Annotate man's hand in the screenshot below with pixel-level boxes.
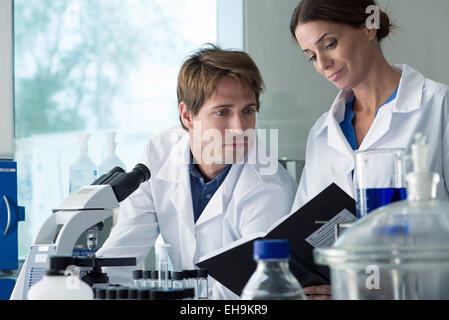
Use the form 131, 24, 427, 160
303, 284, 332, 300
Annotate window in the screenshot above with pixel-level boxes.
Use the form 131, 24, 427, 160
14, 0, 218, 258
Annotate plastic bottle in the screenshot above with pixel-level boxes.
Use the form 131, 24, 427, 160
98, 132, 126, 176
241, 239, 306, 300
27, 256, 94, 300
69, 133, 98, 193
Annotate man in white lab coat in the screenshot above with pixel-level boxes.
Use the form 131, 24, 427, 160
96, 45, 297, 299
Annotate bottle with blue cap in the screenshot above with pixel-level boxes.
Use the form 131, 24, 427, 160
241, 239, 306, 300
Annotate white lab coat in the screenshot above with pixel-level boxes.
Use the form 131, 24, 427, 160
96, 127, 297, 299
292, 64, 449, 212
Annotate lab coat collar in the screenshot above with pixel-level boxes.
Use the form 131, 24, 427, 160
391, 64, 424, 113
155, 134, 196, 238
313, 64, 424, 141
194, 140, 255, 227
154, 132, 237, 229
155, 133, 191, 183
194, 136, 259, 227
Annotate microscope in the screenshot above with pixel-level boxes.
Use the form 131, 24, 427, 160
10, 164, 151, 300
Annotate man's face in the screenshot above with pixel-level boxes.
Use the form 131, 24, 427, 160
182, 76, 257, 166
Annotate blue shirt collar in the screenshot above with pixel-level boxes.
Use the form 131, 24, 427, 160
189, 154, 232, 189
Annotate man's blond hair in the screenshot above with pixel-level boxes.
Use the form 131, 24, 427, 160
177, 44, 264, 129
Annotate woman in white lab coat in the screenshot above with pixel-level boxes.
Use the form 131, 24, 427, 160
289, 0, 449, 298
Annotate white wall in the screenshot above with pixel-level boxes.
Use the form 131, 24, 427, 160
0, 0, 14, 159
245, 0, 449, 161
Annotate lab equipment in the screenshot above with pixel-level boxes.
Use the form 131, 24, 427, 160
184, 270, 198, 298
156, 243, 171, 290
197, 269, 208, 299
160, 270, 172, 290
354, 148, 407, 218
106, 287, 117, 300
182, 270, 190, 289
116, 286, 130, 300
69, 133, 98, 193
132, 270, 143, 287
98, 132, 126, 176
151, 289, 183, 300
172, 271, 184, 289
137, 288, 151, 300
27, 256, 94, 300
315, 133, 449, 299
94, 287, 107, 300
142, 270, 152, 287
0, 160, 25, 300
241, 239, 306, 300
183, 287, 195, 300
11, 163, 150, 300
151, 270, 159, 288
128, 288, 138, 300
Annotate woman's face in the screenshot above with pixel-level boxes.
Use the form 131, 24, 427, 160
294, 20, 378, 91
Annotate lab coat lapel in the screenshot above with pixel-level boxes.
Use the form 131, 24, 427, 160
359, 64, 424, 150
326, 90, 355, 158
358, 105, 393, 150
194, 164, 242, 227
156, 135, 195, 234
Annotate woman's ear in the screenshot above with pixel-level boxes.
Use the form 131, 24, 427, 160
365, 26, 378, 42
179, 101, 194, 130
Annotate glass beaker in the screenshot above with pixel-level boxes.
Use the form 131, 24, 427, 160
354, 148, 407, 218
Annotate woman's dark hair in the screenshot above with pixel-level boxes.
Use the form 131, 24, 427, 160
290, 0, 393, 42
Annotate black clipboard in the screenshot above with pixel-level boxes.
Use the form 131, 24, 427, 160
197, 183, 356, 296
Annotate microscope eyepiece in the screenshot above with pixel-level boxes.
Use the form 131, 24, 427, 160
107, 163, 151, 202
91, 166, 125, 185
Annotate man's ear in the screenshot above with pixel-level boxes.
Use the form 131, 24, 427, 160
179, 102, 194, 130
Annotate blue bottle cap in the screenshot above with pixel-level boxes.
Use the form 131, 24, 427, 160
253, 239, 290, 260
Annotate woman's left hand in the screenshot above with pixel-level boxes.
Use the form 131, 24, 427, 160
302, 284, 332, 300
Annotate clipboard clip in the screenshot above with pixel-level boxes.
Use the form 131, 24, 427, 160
334, 223, 354, 241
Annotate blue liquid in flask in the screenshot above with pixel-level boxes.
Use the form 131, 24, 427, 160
356, 187, 407, 218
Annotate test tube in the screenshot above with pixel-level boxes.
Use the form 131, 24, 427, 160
151, 270, 159, 288
172, 271, 184, 289
106, 287, 117, 300
132, 270, 143, 288
94, 287, 107, 300
142, 270, 152, 288
182, 270, 190, 289
197, 269, 208, 299
160, 270, 172, 290
156, 243, 171, 290
183, 288, 195, 300
186, 270, 198, 299
128, 288, 139, 300
137, 288, 151, 300
116, 287, 129, 300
